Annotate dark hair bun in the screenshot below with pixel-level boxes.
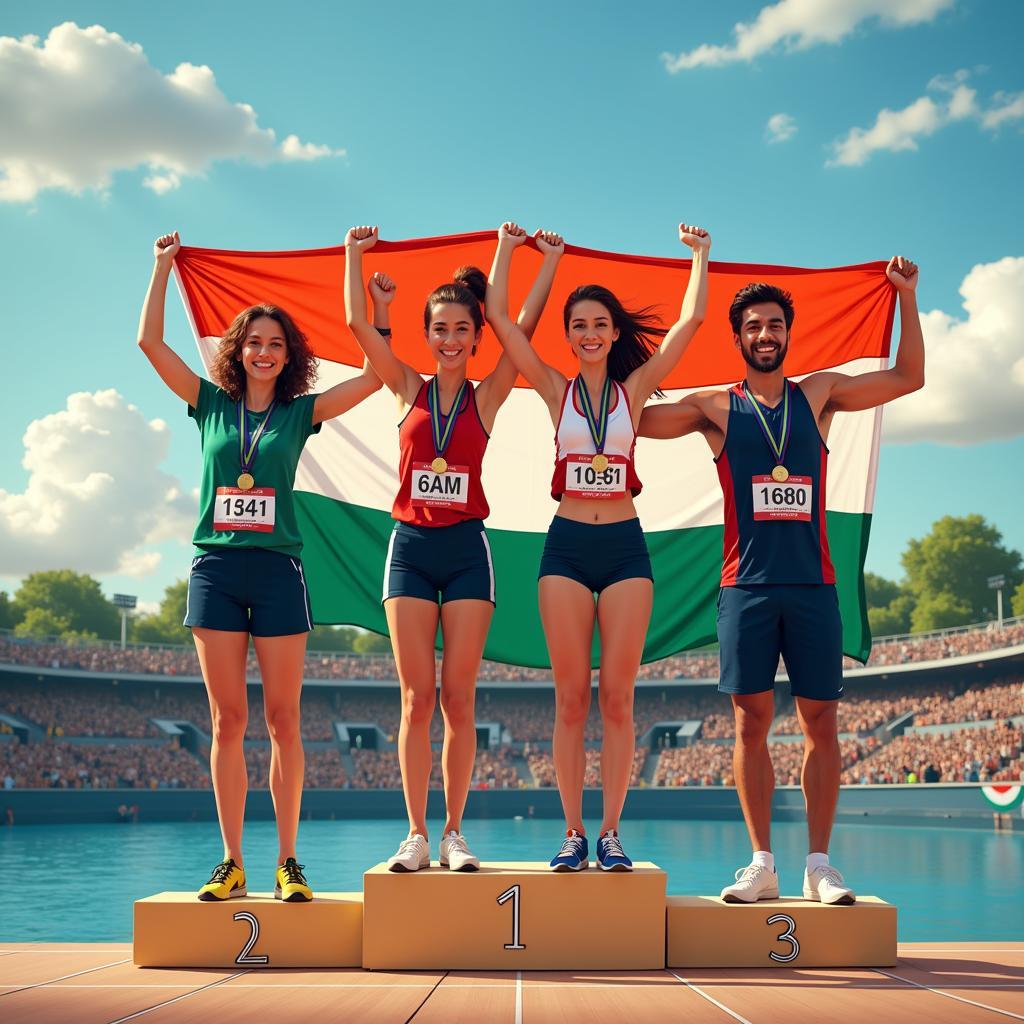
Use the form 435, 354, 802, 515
453, 265, 486, 304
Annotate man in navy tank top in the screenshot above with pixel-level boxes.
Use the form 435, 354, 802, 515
641, 256, 923, 905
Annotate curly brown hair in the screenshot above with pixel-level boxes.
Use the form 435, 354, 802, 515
209, 304, 318, 403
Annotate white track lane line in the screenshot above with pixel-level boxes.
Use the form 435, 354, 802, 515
106, 969, 251, 1024
668, 971, 754, 1024
874, 968, 1024, 1021
515, 971, 522, 1024
0, 958, 130, 997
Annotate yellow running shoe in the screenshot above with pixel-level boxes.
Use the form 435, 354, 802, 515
275, 858, 313, 902
198, 859, 247, 901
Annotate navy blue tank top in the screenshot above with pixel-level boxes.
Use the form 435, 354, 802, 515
714, 380, 835, 586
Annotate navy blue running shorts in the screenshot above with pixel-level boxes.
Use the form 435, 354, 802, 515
717, 584, 843, 701
383, 518, 495, 605
538, 515, 653, 594
184, 547, 313, 636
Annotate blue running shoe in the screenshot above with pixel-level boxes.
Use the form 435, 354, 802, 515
596, 830, 633, 872
549, 829, 589, 872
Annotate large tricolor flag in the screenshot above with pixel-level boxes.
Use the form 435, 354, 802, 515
175, 234, 895, 668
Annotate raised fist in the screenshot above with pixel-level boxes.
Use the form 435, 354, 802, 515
345, 225, 379, 252
498, 222, 529, 247
679, 224, 711, 251
886, 256, 919, 293
369, 271, 397, 305
534, 228, 566, 256
154, 231, 181, 261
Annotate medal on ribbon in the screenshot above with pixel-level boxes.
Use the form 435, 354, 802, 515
237, 399, 277, 490
576, 375, 612, 472
428, 376, 467, 475
742, 380, 791, 482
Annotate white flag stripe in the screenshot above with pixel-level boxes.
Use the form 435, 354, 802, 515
198, 339, 882, 532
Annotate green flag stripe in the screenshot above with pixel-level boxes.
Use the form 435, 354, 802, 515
296, 491, 872, 669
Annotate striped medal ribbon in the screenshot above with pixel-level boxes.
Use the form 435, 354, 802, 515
576, 375, 612, 473
236, 399, 277, 490
742, 380, 791, 482
428, 376, 467, 474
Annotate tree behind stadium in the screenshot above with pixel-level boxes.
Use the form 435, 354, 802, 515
12, 570, 120, 640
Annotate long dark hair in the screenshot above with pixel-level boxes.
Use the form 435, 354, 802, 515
563, 285, 667, 395
423, 266, 487, 333
210, 303, 317, 402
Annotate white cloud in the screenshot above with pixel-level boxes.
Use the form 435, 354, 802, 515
0, 22, 343, 203
765, 113, 798, 143
982, 91, 1024, 130
883, 257, 1024, 445
826, 71, 1024, 166
661, 0, 953, 72
0, 390, 197, 575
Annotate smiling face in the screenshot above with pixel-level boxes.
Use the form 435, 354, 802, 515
735, 302, 789, 373
566, 299, 620, 365
239, 315, 290, 382
425, 301, 481, 370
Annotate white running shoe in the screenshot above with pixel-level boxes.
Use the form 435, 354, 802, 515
803, 864, 856, 905
720, 864, 780, 903
386, 834, 430, 873
439, 831, 480, 872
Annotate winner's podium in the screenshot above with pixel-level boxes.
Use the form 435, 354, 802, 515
667, 895, 897, 968
133, 892, 363, 968
362, 862, 667, 970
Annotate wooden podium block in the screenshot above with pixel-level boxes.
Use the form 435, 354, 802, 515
666, 895, 897, 968
133, 892, 362, 968
362, 862, 667, 970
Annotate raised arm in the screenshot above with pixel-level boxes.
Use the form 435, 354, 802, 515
485, 222, 567, 418
639, 392, 713, 439
137, 232, 200, 406
344, 226, 422, 405
476, 225, 565, 426
807, 257, 924, 413
627, 224, 711, 410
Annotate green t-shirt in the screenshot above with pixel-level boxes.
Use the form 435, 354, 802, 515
188, 378, 320, 558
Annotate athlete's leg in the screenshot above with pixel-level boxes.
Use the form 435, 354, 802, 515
438, 598, 492, 834
732, 691, 776, 852
794, 697, 841, 854
193, 627, 250, 864
539, 575, 596, 834
253, 632, 308, 864
595, 577, 653, 833
386, 596, 440, 838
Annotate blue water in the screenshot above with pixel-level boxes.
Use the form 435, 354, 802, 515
1, 819, 1020, 942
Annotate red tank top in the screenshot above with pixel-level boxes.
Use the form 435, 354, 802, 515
550, 377, 643, 500
393, 379, 490, 526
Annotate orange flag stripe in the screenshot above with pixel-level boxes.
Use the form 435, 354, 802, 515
174, 231, 896, 390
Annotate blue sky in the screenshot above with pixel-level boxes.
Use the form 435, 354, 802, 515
0, 1, 1022, 608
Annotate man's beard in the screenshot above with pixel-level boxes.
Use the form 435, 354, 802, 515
741, 340, 788, 373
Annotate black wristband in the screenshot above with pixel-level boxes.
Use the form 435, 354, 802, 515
376, 327, 392, 337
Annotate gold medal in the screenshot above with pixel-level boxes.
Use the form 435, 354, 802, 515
771, 465, 789, 483
592, 454, 610, 473
237, 473, 255, 491
431, 457, 448, 474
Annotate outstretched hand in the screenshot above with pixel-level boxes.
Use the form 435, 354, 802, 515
369, 271, 396, 305
154, 231, 181, 262
346, 225, 379, 252
886, 255, 919, 293
679, 223, 711, 251
535, 228, 565, 256
498, 221, 529, 247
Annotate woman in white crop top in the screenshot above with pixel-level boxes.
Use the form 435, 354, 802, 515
486, 221, 711, 872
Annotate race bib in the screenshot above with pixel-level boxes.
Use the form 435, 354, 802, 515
411, 463, 470, 509
564, 454, 628, 499
751, 475, 812, 521
214, 487, 276, 532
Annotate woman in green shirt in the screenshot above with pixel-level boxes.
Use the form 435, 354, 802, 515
139, 231, 382, 902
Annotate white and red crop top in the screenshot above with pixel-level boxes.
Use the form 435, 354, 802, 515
550, 377, 643, 500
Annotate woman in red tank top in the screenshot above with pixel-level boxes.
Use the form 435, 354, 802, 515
486, 222, 711, 871
344, 223, 560, 872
